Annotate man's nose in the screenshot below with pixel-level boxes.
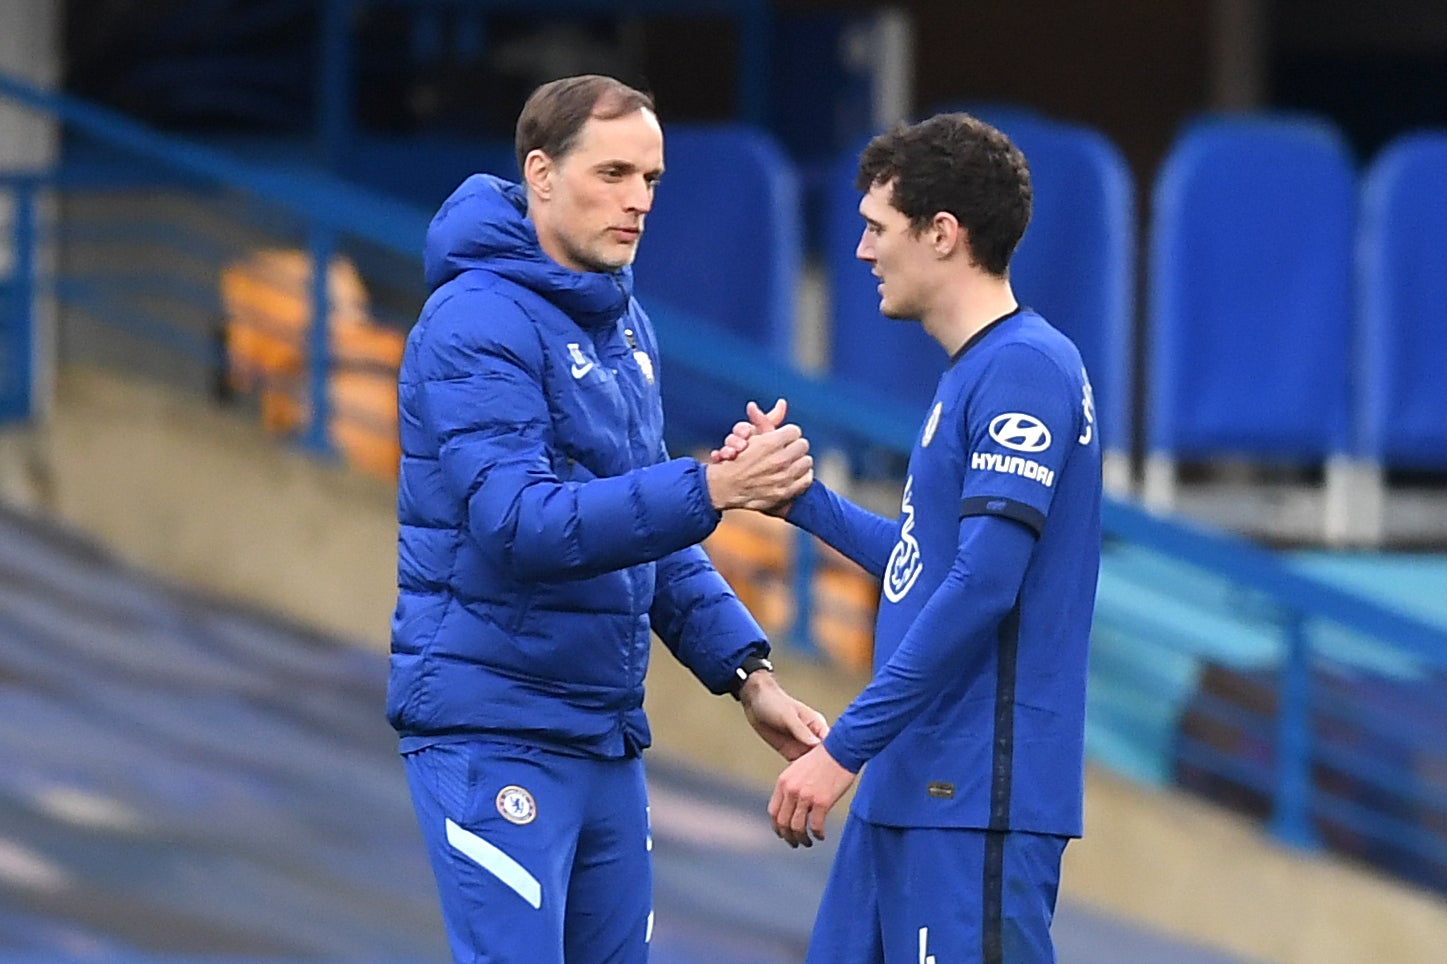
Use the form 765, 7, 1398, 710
856, 232, 874, 261
626, 177, 653, 214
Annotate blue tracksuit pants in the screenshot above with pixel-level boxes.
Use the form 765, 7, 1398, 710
404, 739, 652, 963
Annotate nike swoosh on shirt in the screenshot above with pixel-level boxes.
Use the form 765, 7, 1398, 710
570, 362, 595, 379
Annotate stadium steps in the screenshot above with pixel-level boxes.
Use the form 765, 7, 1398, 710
0, 501, 1258, 963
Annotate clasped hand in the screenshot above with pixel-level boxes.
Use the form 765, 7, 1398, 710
703, 397, 812, 512
705, 399, 804, 516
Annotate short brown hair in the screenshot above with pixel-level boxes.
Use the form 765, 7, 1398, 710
514, 75, 656, 175
857, 113, 1032, 277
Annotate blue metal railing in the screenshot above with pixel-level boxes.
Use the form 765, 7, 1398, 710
7, 69, 1447, 889
0, 69, 428, 455
1095, 499, 1447, 879
0, 174, 38, 421
1102, 499, 1447, 666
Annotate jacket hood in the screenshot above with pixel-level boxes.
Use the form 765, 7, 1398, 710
423, 174, 633, 330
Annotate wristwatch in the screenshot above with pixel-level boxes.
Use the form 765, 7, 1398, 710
729, 653, 774, 700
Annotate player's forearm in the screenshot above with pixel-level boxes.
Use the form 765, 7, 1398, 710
783, 480, 896, 577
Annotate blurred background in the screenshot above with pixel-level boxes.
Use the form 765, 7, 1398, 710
2, 1, 1447, 961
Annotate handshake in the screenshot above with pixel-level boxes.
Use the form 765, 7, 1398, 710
702, 399, 812, 514
704, 399, 859, 849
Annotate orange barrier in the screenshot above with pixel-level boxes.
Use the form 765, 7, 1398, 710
220, 250, 402, 479
703, 511, 878, 673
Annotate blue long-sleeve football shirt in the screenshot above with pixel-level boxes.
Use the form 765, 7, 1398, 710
788, 307, 1101, 835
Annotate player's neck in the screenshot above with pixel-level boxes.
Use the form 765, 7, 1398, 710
922, 273, 1018, 357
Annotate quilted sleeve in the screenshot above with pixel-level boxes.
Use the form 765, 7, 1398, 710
414, 288, 721, 580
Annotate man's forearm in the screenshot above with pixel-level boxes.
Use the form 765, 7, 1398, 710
783, 480, 896, 578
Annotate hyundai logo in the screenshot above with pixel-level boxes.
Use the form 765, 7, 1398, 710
988, 413, 1052, 452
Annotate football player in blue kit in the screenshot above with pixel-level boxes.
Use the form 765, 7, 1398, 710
717, 112, 1101, 962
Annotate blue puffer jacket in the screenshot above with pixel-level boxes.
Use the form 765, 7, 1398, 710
387, 174, 767, 758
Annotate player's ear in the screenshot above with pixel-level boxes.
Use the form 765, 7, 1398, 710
932, 211, 964, 259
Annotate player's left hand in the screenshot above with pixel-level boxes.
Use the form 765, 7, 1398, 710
768, 743, 856, 849
709, 398, 785, 462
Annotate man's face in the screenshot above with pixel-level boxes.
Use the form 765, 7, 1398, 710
855, 180, 938, 320
530, 108, 664, 273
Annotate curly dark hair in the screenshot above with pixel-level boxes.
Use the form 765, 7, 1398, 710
514, 75, 656, 175
856, 113, 1032, 277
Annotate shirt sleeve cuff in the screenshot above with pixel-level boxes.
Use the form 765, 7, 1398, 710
782, 478, 829, 529
823, 727, 865, 774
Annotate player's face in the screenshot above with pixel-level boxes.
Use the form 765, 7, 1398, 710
855, 181, 938, 320
530, 109, 664, 273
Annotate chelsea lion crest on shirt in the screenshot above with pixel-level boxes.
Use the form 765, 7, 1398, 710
496, 785, 538, 825
883, 476, 923, 603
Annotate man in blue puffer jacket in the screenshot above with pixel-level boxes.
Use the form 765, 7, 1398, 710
388, 74, 826, 963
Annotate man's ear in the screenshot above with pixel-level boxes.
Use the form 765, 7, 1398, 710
523, 149, 553, 199
932, 211, 964, 259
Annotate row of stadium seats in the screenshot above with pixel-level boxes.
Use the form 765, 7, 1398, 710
214, 111, 1445, 544
1140, 118, 1447, 547
220, 250, 403, 480
628, 113, 1447, 545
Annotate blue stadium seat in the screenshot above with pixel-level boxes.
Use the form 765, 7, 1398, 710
1144, 115, 1355, 484
631, 124, 802, 363
824, 113, 1135, 481
1356, 131, 1447, 470
1005, 118, 1136, 476
924, 101, 1044, 137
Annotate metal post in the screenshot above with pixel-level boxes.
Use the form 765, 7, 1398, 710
736, 0, 772, 127
304, 228, 335, 455
317, 0, 354, 172
789, 527, 818, 655
410, 6, 444, 63
1269, 614, 1320, 849
2, 180, 36, 422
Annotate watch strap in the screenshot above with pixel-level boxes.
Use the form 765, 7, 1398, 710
729, 653, 774, 700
